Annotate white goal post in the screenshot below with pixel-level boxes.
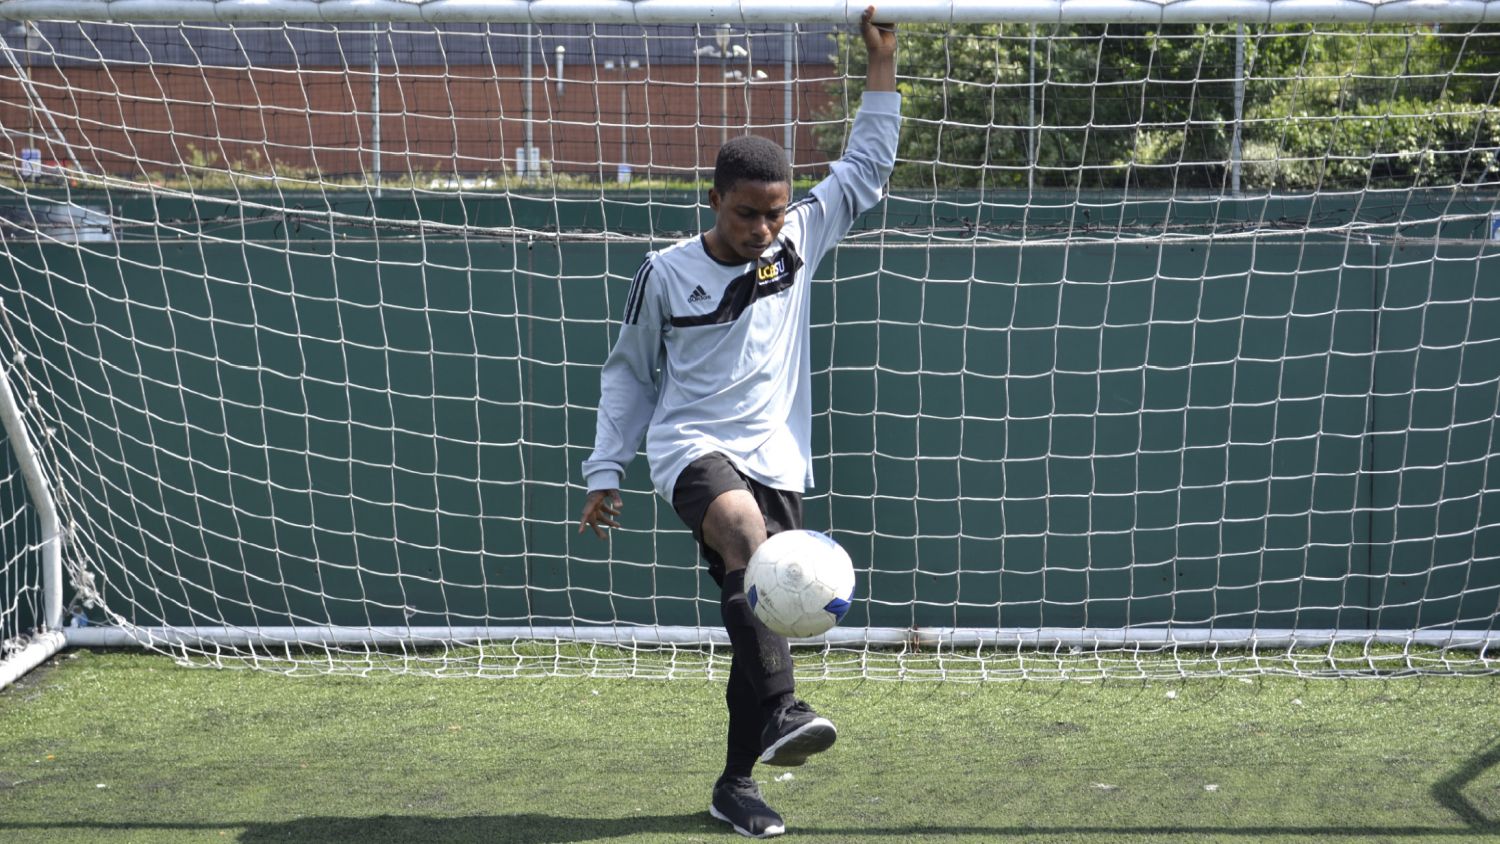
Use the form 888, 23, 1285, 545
1, 0, 1499, 686
1, 0, 1499, 24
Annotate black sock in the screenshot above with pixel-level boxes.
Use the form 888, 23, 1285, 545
721, 653, 761, 781
720, 568, 795, 711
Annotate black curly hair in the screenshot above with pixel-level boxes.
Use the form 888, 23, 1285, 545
713, 134, 791, 196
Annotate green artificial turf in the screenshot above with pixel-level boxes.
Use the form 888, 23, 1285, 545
3, 648, 1500, 843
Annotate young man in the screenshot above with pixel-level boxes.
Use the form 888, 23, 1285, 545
578, 8, 899, 838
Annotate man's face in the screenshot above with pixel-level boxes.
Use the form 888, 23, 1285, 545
709, 180, 792, 263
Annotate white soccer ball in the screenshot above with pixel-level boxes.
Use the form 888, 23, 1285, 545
745, 530, 855, 638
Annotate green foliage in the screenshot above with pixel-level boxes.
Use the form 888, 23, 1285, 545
1242, 95, 1500, 190
826, 23, 1500, 191
116, 145, 790, 195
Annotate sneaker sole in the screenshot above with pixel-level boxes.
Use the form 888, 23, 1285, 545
709, 803, 786, 838
759, 717, 837, 767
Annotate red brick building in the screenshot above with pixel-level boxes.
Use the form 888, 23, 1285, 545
1, 23, 846, 183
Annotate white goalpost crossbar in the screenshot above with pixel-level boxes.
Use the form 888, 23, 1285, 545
0, 0, 1498, 24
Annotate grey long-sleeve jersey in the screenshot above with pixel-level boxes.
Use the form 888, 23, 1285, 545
583, 91, 902, 500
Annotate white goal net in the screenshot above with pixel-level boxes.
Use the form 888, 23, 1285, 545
1, 1, 1498, 682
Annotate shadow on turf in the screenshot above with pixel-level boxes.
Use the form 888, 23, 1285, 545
231, 809, 1500, 842
7, 743, 1500, 843
6, 804, 1500, 842
237, 813, 716, 842
1432, 736, 1500, 833
234, 755, 1500, 844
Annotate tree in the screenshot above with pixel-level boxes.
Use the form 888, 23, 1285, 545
823, 23, 1499, 191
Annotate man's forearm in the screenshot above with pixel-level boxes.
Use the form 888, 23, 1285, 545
866, 50, 896, 93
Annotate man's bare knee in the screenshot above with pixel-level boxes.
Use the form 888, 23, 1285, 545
702, 490, 768, 573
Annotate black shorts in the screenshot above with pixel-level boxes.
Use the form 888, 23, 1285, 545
671, 451, 803, 587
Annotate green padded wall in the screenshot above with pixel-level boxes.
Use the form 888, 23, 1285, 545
0, 192, 1495, 633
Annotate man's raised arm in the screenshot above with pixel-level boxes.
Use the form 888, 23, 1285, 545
862, 5, 897, 93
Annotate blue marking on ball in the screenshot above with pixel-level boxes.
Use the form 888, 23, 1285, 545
747, 584, 759, 610
823, 596, 851, 622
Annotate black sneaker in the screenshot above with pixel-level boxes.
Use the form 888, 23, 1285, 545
759, 698, 837, 767
709, 775, 786, 838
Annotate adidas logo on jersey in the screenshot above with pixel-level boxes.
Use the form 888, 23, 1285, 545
687, 285, 713, 304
